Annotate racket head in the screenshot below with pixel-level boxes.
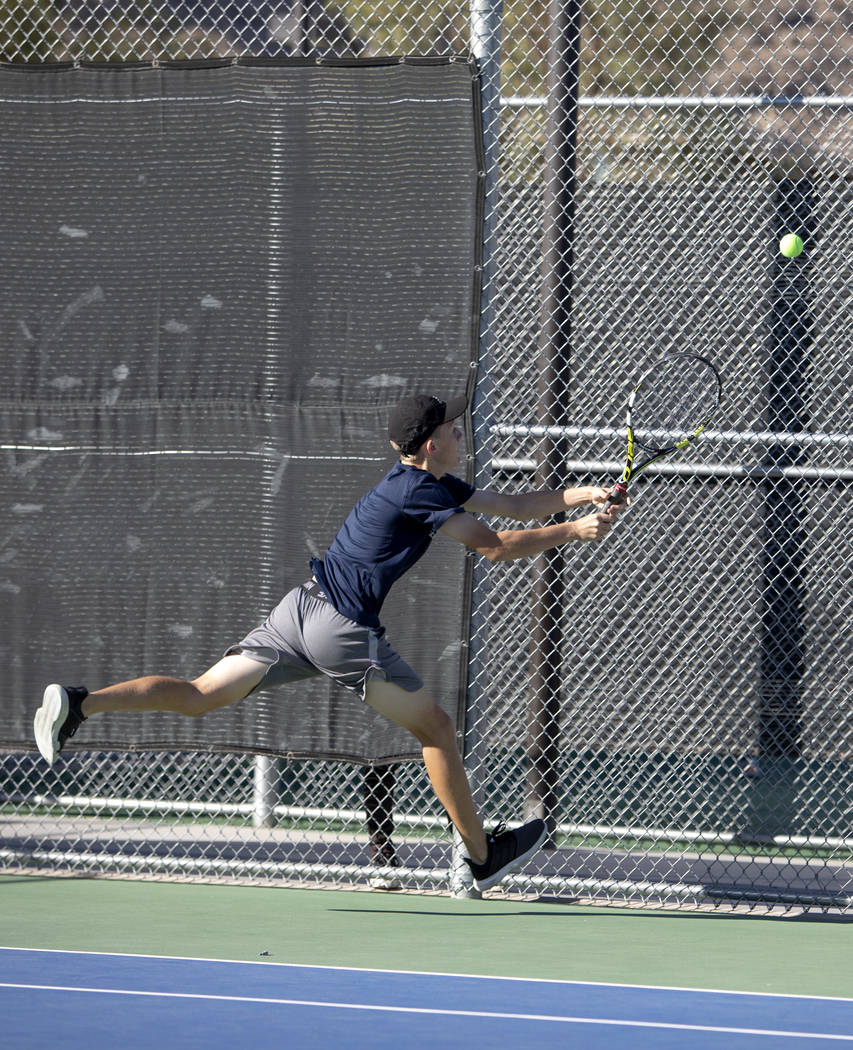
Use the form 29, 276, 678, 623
627, 352, 722, 453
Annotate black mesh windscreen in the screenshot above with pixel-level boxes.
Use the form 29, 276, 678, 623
0, 58, 483, 761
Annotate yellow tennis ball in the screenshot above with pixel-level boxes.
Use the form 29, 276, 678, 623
779, 233, 803, 258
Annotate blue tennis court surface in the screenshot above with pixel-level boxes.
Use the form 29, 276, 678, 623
3, 946, 852, 1049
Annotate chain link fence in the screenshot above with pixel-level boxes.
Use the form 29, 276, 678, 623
1, 0, 851, 912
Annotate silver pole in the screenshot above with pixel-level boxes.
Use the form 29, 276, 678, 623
450, 0, 504, 899
253, 755, 279, 828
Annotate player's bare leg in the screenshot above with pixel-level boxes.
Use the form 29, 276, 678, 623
35, 655, 266, 765
81, 654, 267, 717
364, 677, 548, 889
364, 678, 488, 864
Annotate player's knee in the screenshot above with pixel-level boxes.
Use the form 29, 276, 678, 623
415, 703, 455, 750
184, 682, 224, 717
184, 689, 214, 717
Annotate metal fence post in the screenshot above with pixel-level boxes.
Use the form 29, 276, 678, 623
450, 0, 503, 898
525, 0, 583, 842
747, 176, 815, 837
253, 755, 279, 828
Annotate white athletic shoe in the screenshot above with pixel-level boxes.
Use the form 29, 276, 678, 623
368, 840, 403, 891
33, 684, 88, 766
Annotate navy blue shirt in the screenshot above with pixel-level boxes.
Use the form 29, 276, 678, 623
310, 462, 475, 629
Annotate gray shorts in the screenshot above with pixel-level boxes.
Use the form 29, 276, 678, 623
226, 581, 424, 699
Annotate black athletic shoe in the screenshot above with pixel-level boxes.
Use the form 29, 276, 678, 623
33, 684, 89, 766
368, 839, 403, 891
465, 819, 548, 891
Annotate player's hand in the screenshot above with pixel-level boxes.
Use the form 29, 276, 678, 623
596, 486, 631, 518
586, 486, 611, 507
588, 486, 630, 513
571, 510, 615, 542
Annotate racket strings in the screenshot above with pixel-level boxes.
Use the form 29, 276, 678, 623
630, 357, 720, 450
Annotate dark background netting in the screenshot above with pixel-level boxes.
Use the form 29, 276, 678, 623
0, 57, 483, 762
486, 179, 853, 770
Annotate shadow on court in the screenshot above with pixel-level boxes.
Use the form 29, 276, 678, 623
330, 903, 853, 924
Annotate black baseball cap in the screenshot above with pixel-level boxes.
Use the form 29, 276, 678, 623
388, 394, 468, 455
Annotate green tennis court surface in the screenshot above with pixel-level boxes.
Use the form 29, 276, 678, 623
1, 875, 849, 997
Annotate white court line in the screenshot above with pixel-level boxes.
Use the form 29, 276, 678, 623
1, 945, 851, 1004
1, 982, 851, 1042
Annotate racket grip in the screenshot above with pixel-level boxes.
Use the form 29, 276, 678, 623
602, 481, 628, 513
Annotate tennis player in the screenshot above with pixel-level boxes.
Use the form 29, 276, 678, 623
34, 393, 621, 891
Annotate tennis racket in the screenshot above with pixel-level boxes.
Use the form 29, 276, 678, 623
602, 352, 722, 511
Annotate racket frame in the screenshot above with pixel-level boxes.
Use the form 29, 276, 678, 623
604, 352, 722, 509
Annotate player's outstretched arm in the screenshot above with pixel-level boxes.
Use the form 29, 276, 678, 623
440, 507, 615, 562
464, 485, 608, 522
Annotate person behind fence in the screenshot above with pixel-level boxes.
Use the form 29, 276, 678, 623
34, 392, 623, 891
362, 763, 402, 890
